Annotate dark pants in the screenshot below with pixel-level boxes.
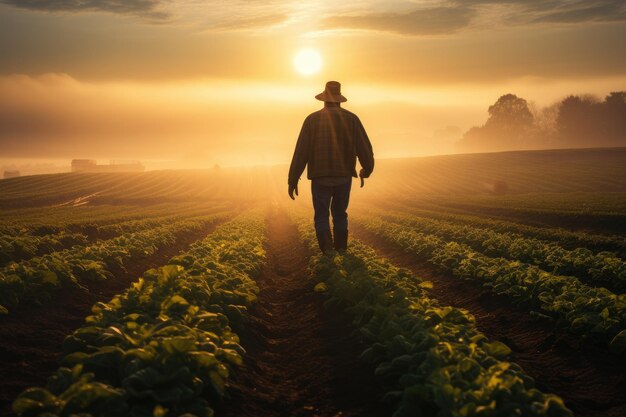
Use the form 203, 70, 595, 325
311, 179, 352, 235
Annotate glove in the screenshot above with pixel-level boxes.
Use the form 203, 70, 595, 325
288, 183, 299, 200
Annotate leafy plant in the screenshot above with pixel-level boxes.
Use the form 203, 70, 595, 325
0, 214, 228, 313
360, 215, 626, 348
13, 213, 266, 417
292, 213, 573, 417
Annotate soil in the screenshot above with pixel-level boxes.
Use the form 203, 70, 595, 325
352, 224, 626, 417
0, 220, 228, 417
217, 209, 388, 417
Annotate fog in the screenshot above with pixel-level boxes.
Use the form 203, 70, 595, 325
1, 73, 624, 176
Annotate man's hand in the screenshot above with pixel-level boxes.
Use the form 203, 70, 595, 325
359, 169, 366, 188
288, 183, 299, 200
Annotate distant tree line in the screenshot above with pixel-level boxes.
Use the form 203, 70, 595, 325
456, 91, 626, 153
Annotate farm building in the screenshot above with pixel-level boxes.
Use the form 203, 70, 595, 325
3, 170, 20, 179
71, 159, 144, 173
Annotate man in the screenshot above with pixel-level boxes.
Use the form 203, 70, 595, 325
288, 81, 375, 254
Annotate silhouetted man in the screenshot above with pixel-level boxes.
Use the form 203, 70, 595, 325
288, 81, 375, 254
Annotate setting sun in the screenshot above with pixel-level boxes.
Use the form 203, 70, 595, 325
293, 48, 322, 76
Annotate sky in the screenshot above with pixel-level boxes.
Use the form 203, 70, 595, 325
0, 0, 625, 170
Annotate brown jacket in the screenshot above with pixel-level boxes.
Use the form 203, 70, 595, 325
288, 106, 374, 186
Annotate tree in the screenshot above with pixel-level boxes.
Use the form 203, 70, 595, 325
456, 91, 625, 153
600, 92, 626, 145
485, 94, 534, 130
555, 95, 599, 147
457, 94, 536, 152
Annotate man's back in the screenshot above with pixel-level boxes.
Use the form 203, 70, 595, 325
288, 105, 374, 185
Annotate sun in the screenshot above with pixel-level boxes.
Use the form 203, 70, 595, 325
293, 48, 322, 76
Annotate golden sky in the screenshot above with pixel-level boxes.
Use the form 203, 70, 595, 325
0, 0, 625, 168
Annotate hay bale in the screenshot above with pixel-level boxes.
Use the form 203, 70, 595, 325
492, 180, 509, 195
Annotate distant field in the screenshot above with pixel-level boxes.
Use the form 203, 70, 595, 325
2, 147, 626, 417
1, 147, 626, 209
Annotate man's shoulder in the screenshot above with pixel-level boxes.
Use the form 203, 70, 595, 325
306, 107, 360, 120
306, 109, 323, 120
338, 107, 359, 118
302, 110, 323, 125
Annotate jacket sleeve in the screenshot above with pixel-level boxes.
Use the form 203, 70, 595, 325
354, 117, 374, 178
288, 117, 311, 185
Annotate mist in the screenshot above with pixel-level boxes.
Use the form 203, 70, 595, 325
1, 73, 624, 176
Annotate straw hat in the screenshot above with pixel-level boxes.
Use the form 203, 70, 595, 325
315, 81, 347, 103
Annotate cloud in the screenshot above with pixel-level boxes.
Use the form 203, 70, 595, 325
0, 73, 317, 163
511, 0, 626, 24
0, 0, 292, 29
321, 6, 475, 36
211, 12, 288, 31
319, 1, 626, 36
0, 0, 173, 21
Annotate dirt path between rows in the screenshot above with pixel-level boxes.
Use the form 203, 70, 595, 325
352, 224, 626, 417
218, 209, 387, 417
0, 219, 228, 417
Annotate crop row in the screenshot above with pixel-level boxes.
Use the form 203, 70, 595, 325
357, 216, 626, 353
0, 213, 205, 268
0, 213, 229, 314
430, 198, 626, 236
433, 192, 626, 217
292, 214, 573, 417
380, 202, 626, 255
0, 205, 166, 236
375, 210, 626, 291
92, 211, 221, 240
0, 202, 230, 238
0, 232, 89, 267
12, 212, 265, 417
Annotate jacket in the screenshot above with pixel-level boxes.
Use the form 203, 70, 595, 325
288, 106, 374, 186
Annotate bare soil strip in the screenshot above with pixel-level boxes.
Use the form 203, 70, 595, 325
352, 224, 626, 417
0, 220, 228, 417
218, 210, 387, 417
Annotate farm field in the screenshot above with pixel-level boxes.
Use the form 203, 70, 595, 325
1, 148, 626, 417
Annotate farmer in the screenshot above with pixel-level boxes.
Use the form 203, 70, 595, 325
288, 81, 375, 254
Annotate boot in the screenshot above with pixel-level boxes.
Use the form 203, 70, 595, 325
334, 229, 348, 252
316, 229, 334, 254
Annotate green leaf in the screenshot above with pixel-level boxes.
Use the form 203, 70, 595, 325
482, 341, 512, 358
221, 349, 243, 366
161, 295, 190, 316
419, 281, 433, 289
153, 405, 169, 417
158, 265, 184, 283
544, 395, 572, 417
61, 381, 127, 416
83, 347, 125, 375
209, 371, 225, 396
40, 271, 59, 286
161, 336, 196, 354
189, 351, 218, 368
125, 367, 161, 389
600, 308, 609, 320
12, 388, 59, 415
62, 352, 89, 367
609, 330, 626, 354
125, 348, 156, 362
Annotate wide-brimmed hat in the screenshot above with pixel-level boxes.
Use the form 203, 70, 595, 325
315, 81, 347, 103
